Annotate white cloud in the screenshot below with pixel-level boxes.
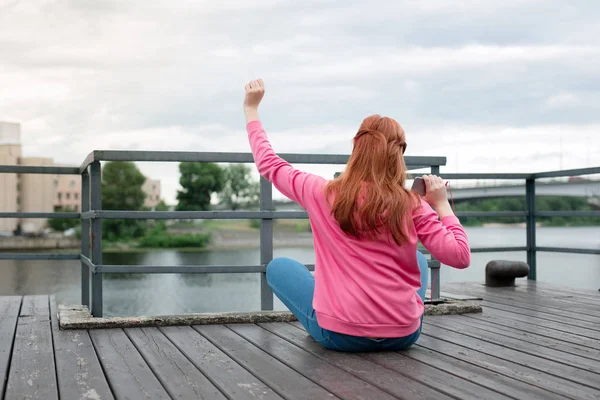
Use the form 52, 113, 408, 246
275, 45, 600, 83
0, 0, 599, 204
545, 93, 582, 108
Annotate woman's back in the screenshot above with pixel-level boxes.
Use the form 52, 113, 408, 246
247, 119, 470, 337
242, 78, 470, 346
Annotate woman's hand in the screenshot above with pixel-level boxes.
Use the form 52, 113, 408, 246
244, 79, 264, 123
422, 175, 454, 217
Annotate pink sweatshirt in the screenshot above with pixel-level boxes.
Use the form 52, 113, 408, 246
248, 120, 471, 338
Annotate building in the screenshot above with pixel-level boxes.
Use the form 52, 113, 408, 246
53, 174, 161, 211
142, 178, 162, 209
0, 122, 162, 234
0, 122, 21, 233
19, 156, 54, 233
54, 173, 81, 211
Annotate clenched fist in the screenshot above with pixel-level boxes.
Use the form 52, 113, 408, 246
244, 79, 265, 111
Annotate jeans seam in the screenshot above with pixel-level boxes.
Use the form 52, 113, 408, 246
268, 281, 327, 342
270, 284, 310, 322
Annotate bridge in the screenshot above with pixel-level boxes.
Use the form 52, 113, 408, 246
447, 179, 600, 201
275, 179, 600, 208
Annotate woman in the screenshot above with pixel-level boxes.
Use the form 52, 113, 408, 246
244, 79, 471, 352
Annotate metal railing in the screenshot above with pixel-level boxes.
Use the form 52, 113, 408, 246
1, 151, 599, 317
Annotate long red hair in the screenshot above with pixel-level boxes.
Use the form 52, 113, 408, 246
325, 114, 418, 245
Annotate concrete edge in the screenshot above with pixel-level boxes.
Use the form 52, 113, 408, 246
58, 300, 482, 330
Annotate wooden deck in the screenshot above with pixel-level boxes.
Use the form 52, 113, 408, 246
1, 282, 600, 399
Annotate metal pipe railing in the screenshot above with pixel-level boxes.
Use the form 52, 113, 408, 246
90, 161, 103, 317
525, 178, 537, 280
1, 151, 599, 317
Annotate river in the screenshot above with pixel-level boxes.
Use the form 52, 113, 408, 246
0, 226, 598, 317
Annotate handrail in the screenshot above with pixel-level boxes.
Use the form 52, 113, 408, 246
79, 149, 447, 173
533, 166, 600, 179
0, 165, 80, 174
1, 151, 598, 317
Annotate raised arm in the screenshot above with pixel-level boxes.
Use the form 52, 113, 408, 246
243, 79, 322, 207
413, 175, 471, 268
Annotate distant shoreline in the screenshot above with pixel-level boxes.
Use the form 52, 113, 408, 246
1, 223, 594, 252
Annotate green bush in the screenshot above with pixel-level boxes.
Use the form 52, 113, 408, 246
47, 207, 80, 232
103, 219, 148, 240
137, 221, 211, 248
295, 222, 312, 233
138, 232, 211, 248
249, 219, 261, 229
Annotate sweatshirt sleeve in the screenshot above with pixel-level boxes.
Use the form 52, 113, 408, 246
413, 201, 471, 269
247, 120, 322, 208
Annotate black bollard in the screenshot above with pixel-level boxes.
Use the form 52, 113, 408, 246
485, 260, 530, 287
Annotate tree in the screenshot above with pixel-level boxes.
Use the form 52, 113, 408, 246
48, 206, 79, 232
154, 200, 169, 212
102, 162, 147, 210
101, 161, 147, 240
220, 164, 260, 210
176, 162, 224, 211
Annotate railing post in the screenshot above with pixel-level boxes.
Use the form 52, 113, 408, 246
260, 177, 274, 310
430, 165, 442, 300
80, 169, 90, 307
90, 161, 103, 317
428, 260, 441, 301
526, 178, 537, 280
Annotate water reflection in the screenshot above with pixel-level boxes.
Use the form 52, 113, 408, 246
0, 226, 598, 317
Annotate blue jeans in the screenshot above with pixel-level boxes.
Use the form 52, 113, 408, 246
266, 251, 429, 352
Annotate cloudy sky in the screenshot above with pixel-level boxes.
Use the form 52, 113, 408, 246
1, 0, 599, 203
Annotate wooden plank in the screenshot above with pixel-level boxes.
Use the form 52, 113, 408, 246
5, 295, 58, 400
460, 283, 600, 320
449, 285, 600, 336
507, 285, 600, 313
360, 351, 513, 400
467, 313, 600, 351
285, 322, 569, 399
422, 324, 600, 393
481, 302, 600, 338
448, 282, 600, 311
406, 343, 568, 400
49, 297, 114, 400
417, 334, 597, 400
19, 295, 49, 318
484, 291, 600, 319
515, 293, 600, 313
525, 281, 600, 300
483, 306, 600, 341
195, 324, 336, 400
228, 323, 398, 400
160, 325, 283, 400
460, 281, 600, 308
261, 322, 455, 400
0, 296, 21, 397
90, 328, 170, 399
125, 327, 226, 399
458, 283, 596, 312
477, 280, 600, 302
445, 281, 600, 302
460, 314, 600, 360
426, 316, 600, 373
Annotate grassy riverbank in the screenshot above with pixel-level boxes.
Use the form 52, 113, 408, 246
8, 211, 597, 252
99, 219, 312, 252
